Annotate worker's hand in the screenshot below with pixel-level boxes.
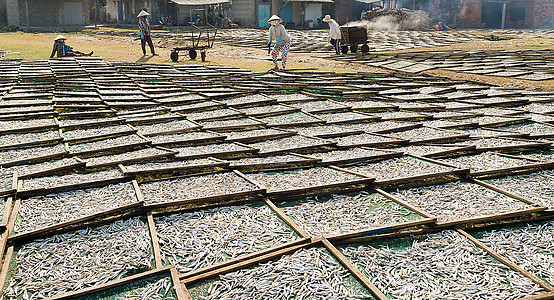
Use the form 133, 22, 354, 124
268, 39, 272, 44
275, 41, 280, 47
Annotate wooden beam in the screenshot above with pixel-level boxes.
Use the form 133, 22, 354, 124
170, 267, 191, 300
147, 211, 163, 269
264, 198, 310, 239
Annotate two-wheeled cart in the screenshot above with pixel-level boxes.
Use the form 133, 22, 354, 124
170, 9, 218, 62
339, 24, 370, 54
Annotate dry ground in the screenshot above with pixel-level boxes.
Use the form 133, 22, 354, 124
1, 30, 553, 91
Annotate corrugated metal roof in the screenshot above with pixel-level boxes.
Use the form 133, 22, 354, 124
287, 0, 334, 2
170, 0, 230, 5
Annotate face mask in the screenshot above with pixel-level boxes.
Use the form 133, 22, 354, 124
270, 20, 279, 26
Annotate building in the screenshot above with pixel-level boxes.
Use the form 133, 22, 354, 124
4, 0, 92, 29
232, 0, 333, 27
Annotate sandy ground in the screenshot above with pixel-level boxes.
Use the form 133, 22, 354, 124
1, 30, 553, 90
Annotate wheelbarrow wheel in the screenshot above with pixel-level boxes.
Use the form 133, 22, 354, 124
340, 45, 349, 54
170, 51, 179, 62
201, 51, 206, 62
350, 44, 358, 53
189, 49, 197, 60
361, 44, 370, 54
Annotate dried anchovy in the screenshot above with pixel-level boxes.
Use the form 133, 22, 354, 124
519, 103, 554, 114
0, 105, 53, 114
57, 117, 121, 127
386, 127, 461, 141
15, 182, 138, 234
266, 93, 314, 102
341, 230, 543, 299
393, 144, 462, 157
486, 170, 554, 208
21, 169, 122, 191
339, 121, 415, 134
84, 147, 171, 167
0, 143, 66, 164
169, 100, 221, 112
293, 125, 358, 137
465, 107, 522, 116
155, 203, 296, 273
518, 151, 554, 162
347, 156, 453, 181
288, 100, 347, 112
246, 167, 363, 192
330, 133, 402, 147
0, 119, 55, 131
0, 130, 60, 147
455, 138, 537, 148
218, 94, 272, 106
501, 122, 554, 136
259, 113, 321, 126
124, 158, 218, 173
139, 172, 258, 204
439, 152, 536, 171
148, 131, 221, 144
315, 112, 375, 123
281, 192, 420, 237
183, 109, 241, 121
117, 107, 166, 116
0, 175, 12, 191
69, 134, 146, 154
308, 147, 394, 163
223, 128, 286, 141
247, 135, 327, 154
392, 181, 532, 222
0, 157, 79, 178
190, 247, 372, 300
135, 119, 198, 136
112, 277, 175, 300
479, 221, 554, 286
124, 112, 182, 121
228, 154, 307, 166
62, 124, 135, 141
0, 99, 52, 106
465, 116, 520, 126
238, 105, 294, 116
199, 118, 262, 129
172, 143, 252, 159
3, 217, 152, 299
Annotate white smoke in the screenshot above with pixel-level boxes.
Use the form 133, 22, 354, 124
346, 9, 431, 31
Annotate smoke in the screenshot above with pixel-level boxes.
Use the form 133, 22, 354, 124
349, 9, 431, 31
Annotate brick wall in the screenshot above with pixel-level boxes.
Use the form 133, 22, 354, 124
534, 0, 554, 28
505, 1, 534, 28
455, 0, 482, 28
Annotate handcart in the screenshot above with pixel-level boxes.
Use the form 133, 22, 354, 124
339, 24, 369, 54
170, 9, 218, 62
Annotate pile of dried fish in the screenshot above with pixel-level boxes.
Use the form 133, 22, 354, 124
111, 277, 175, 300
330, 133, 404, 148
15, 182, 138, 233
0, 119, 56, 132
199, 118, 263, 129
0, 157, 80, 178
246, 167, 363, 192
341, 230, 543, 299
223, 128, 287, 142
155, 203, 296, 273
139, 172, 258, 204
392, 181, 532, 222
486, 170, 554, 208
260, 113, 321, 126
172, 143, 253, 159
267, 93, 314, 102
478, 221, 554, 285
0, 130, 60, 148
189, 247, 371, 300
281, 192, 419, 237
69, 134, 146, 154
4, 217, 153, 299
0, 143, 66, 164
0, 174, 12, 191
124, 158, 220, 173
21, 169, 123, 191
247, 135, 328, 154
308, 147, 395, 163
147, 131, 221, 145
62, 124, 135, 141
228, 154, 309, 166
439, 152, 536, 172
84, 147, 172, 167
347, 156, 453, 181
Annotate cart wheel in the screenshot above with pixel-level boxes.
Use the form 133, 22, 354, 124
340, 45, 349, 54
350, 44, 358, 53
170, 51, 179, 62
361, 44, 370, 54
201, 51, 206, 62
189, 49, 197, 60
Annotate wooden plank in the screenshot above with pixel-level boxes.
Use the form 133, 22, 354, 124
147, 211, 163, 269
0, 197, 13, 229
321, 238, 388, 300
181, 240, 314, 285
457, 229, 554, 292
170, 267, 191, 300
472, 178, 546, 207
374, 188, 436, 219
438, 207, 546, 227
517, 292, 554, 300
471, 162, 554, 178
264, 198, 310, 238
0, 245, 14, 295
326, 218, 437, 242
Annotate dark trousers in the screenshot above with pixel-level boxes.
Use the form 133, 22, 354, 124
330, 38, 340, 54
141, 35, 156, 55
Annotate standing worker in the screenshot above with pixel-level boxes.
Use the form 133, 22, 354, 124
267, 15, 291, 71
323, 15, 341, 55
137, 10, 158, 56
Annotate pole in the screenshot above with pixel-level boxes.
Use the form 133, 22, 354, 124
25, 0, 29, 31
94, 0, 98, 29
501, 2, 507, 29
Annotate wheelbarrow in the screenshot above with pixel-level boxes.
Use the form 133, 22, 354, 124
171, 12, 218, 62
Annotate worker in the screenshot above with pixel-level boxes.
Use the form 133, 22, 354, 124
267, 15, 291, 71
138, 10, 158, 56
50, 35, 93, 58
323, 15, 341, 55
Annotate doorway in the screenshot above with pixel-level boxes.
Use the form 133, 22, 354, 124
258, 4, 270, 27
482, 2, 503, 28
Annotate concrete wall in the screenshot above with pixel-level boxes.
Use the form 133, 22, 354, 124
5, 0, 90, 27
231, 0, 256, 27
0, 0, 7, 25
534, 0, 554, 28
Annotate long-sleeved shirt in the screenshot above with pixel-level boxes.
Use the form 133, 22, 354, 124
269, 24, 291, 44
138, 17, 150, 36
50, 40, 65, 58
328, 19, 341, 40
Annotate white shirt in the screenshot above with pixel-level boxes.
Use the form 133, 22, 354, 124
328, 19, 341, 40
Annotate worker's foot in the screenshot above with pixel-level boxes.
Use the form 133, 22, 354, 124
142, 52, 147, 56
152, 53, 159, 56
86, 51, 93, 56
271, 65, 279, 71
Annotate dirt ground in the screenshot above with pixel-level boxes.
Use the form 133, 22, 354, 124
1, 30, 553, 91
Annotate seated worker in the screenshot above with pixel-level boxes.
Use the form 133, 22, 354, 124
50, 35, 93, 58
433, 22, 451, 31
